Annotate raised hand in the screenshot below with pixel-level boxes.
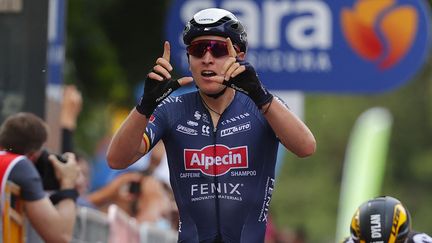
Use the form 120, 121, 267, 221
136, 41, 193, 117
210, 38, 273, 109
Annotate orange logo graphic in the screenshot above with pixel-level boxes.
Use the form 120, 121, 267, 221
341, 0, 418, 69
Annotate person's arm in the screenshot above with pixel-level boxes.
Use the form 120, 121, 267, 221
261, 98, 316, 157
25, 197, 76, 243
85, 172, 142, 207
60, 84, 82, 153
106, 109, 149, 169
24, 153, 79, 243
107, 41, 192, 169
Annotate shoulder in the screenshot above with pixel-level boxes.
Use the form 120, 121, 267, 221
232, 92, 260, 115
9, 158, 45, 201
232, 91, 271, 127
9, 157, 37, 178
407, 231, 432, 243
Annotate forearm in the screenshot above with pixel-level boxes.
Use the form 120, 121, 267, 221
107, 108, 149, 169
25, 198, 76, 243
55, 199, 77, 242
85, 185, 115, 207
263, 98, 316, 157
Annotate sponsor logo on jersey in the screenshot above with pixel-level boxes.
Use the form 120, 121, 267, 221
231, 170, 256, 177
159, 96, 183, 106
220, 122, 251, 137
193, 111, 210, 123
201, 113, 210, 124
176, 124, 198, 136
201, 125, 210, 136
190, 182, 243, 202
180, 172, 200, 178
148, 115, 155, 123
187, 120, 198, 127
184, 145, 248, 176
194, 111, 201, 120
221, 113, 250, 126
258, 177, 275, 222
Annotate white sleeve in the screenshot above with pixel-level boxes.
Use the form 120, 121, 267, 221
412, 233, 432, 243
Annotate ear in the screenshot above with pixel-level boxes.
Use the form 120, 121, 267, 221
236, 52, 246, 61
26, 150, 41, 163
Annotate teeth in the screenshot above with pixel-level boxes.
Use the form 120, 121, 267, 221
201, 71, 216, 77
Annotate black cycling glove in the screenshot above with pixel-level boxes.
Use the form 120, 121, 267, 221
136, 72, 180, 117
222, 61, 273, 109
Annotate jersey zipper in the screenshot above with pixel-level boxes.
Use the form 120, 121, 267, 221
212, 115, 222, 241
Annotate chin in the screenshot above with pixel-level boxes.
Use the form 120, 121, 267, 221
203, 87, 225, 95
198, 83, 224, 94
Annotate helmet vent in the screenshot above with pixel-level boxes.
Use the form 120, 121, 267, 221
231, 23, 239, 29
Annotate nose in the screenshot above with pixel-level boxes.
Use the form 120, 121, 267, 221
201, 48, 215, 64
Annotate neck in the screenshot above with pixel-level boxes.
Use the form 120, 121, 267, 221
199, 89, 235, 116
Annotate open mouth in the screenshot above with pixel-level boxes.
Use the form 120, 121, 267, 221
201, 70, 217, 77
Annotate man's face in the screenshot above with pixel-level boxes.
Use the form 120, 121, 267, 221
188, 35, 244, 95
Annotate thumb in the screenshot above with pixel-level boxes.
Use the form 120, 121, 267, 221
178, 76, 194, 86
48, 154, 61, 168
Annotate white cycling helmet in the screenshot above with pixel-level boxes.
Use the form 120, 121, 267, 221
182, 8, 248, 52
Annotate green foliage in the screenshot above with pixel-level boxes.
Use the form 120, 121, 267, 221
66, 0, 171, 153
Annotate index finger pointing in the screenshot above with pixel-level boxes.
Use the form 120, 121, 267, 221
162, 41, 171, 62
226, 38, 237, 58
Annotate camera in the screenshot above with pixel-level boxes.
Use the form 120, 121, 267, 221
128, 181, 141, 195
35, 149, 67, 190
128, 169, 152, 195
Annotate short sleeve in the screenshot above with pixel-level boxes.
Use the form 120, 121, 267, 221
143, 104, 168, 153
8, 159, 46, 201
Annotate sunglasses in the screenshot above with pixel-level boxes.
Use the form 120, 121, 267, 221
186, 40, 239, 58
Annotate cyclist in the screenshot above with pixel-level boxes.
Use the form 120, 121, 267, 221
107, 8, 316, 243
342, 196, 432, 243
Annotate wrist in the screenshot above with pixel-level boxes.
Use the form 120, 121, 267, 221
252, 89, 273, 109
60, 179, 76, 189
260, 97, 273, 115
50, 189, 79, 205
136, 96, 151, 117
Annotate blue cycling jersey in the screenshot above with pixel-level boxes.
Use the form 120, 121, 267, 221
144, 91, 279, 243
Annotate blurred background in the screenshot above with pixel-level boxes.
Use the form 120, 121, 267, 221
1, 0, 432, 242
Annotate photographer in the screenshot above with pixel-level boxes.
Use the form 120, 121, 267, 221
0, 112, 80, 243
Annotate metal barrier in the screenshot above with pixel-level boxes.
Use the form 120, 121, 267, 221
25, 204, 178, 243
139, 223, 178, 243
107, 204, 140, 243
72, 206, 110, 243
